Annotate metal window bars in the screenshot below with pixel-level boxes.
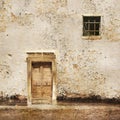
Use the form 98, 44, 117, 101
83, 16, 100, 36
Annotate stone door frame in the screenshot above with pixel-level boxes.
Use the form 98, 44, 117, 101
27, 52, 57, 105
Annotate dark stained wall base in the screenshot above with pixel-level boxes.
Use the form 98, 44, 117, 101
0, 94, 27, 106
0, 94, 120, 106
57, 96, 120, 104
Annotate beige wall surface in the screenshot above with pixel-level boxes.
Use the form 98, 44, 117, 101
0, 0, 120, 99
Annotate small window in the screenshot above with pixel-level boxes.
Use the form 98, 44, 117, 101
83, 16, 101, 36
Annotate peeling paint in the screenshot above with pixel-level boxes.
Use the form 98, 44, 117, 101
0, 64, 11, 79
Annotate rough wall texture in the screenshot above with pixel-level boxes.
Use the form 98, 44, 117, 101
0, 0, 120, 101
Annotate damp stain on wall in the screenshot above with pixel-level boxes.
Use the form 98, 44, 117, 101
0, 92, 27, 106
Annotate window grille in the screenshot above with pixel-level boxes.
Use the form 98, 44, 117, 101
83, 16, 101, 36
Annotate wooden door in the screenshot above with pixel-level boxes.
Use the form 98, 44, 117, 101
31, 62, 52, 104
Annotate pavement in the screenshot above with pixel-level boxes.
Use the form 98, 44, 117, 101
0, 103, 120, 120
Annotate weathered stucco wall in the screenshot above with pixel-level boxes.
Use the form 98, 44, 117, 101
0, 0, 120, 100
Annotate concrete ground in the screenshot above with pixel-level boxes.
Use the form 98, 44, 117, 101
0, 103, 120, 120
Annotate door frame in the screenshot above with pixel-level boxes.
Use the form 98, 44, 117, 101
27, 52, 57, 105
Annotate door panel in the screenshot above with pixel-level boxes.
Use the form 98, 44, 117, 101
31, 62, 52, 103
